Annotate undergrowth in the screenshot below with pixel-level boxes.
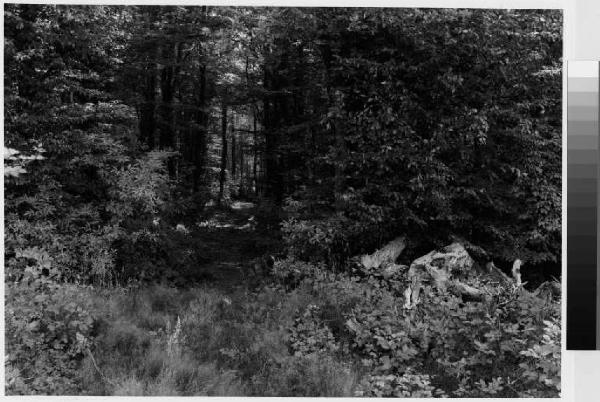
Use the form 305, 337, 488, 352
7, 257, 560, 397
73, 282, 361, 396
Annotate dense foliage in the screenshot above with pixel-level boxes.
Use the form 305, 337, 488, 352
5, 5, 561, 396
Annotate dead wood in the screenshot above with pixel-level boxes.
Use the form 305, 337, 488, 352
360, 236, 406, 270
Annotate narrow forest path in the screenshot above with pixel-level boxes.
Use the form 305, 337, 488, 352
188, 201, 279, 292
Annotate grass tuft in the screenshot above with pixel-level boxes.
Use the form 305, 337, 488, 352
75, 282, 361, 396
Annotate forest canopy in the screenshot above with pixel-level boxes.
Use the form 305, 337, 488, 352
5, 6, 562, 271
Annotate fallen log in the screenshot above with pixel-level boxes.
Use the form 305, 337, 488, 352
404, 243, 476, 308
511, 259, 523, 286
360, 236, 406, 270
355, 239, 559, 310
401, 243, 536, 308
449, 280, 487, 302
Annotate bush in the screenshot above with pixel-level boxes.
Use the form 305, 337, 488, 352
6, 281, 97, 395
281, 215, 353, 269
248, 355, 358, 397
6, 241, 560, 397
4, 146, 176, 286
356, 369, 447, 397
271, 257, 324, 289
344, 275, 561, 397
517, 317, 561, 397
289, 304, 340, 357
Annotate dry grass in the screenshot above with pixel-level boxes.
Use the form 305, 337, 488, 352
78, 283, 360, 396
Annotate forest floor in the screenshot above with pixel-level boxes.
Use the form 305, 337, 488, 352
190, 200, 278, 291
7, 201, 560, 397
74, 201, 353, 396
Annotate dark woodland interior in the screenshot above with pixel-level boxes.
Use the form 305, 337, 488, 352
5, 5, 562, 397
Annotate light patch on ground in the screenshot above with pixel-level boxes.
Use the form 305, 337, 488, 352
197, 214, 256, 231
230, 201, 255, 210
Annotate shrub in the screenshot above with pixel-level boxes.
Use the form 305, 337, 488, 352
344, 274, 561, 397
271, 257, 324, 289
346, 304, 420, 374
356, 368, 447, 397
248, 355, 358, 397
6, 281, 97, 395
517, 317, 561, 397
98, 320, 153, 365
281, 216, 353, 269
108, 151, 173, 218
289, 304, 340, 357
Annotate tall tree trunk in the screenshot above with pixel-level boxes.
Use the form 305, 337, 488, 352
263, 64, 284, 204
159, 43, 179, 177
191, 5, 210, 192
333, 119, 346, 210
253, 108, 258, 195
329, 92, 345, 208
231, 112, 236, 178
218, 102, 228, 206
159, 48, 175, 149
139, 60, 157, 149
192, 64, 208, 191
240, 133, 245, 196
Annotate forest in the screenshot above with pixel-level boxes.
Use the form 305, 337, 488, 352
4, 5, 562, 397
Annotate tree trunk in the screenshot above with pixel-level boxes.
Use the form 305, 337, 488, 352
263, 64, 284, 204
218, 102, 228, 206
333, 118, 345, 209
159, 48, 175, 150
159, 43, 180, 178
139, 60, 157, 149
240, 133, 245, 195
231, 112, 236, 179
192, 64, 208, 191
253, 108, 258, 195
194, 3, 210, 191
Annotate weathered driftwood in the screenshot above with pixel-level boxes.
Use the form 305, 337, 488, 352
360, 236, 406, 270
511, 259, 523, 286
381, 263, 408, 279
450, 281, 486, 301
357, 239, 558, 309
483, 261, 560, 303
403, 243, 477, 309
